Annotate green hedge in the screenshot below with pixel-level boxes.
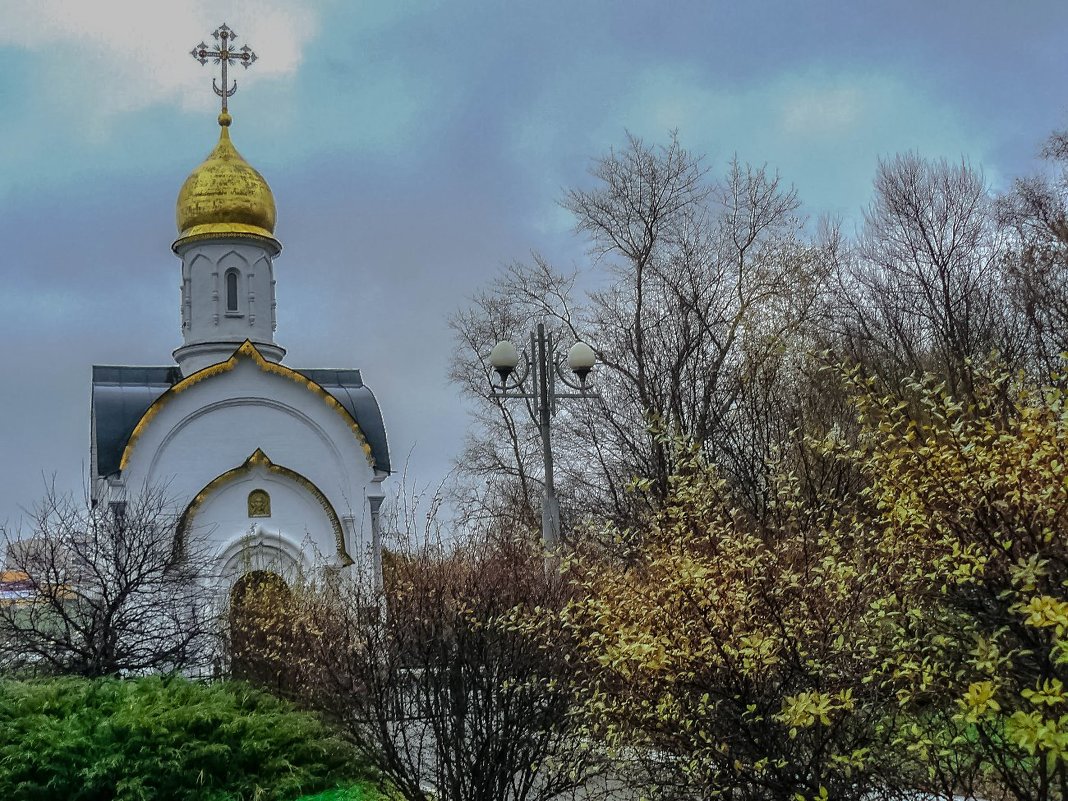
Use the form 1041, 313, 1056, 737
293, 787, 389, 801
0, 676, 374, 801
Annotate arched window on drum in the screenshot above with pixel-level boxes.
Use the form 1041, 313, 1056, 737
225, 269, 240, 313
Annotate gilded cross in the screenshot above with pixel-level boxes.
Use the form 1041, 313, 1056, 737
190, 23, 258, 114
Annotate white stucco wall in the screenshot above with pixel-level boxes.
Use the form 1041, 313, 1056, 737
119, 350, 385, 578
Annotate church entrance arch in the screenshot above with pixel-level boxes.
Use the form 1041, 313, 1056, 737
228, 569, 293, 691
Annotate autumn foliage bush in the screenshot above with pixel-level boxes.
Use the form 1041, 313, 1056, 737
852, 371, 1068, 800
221, 369, 1068, 801
554, 441, 905, 800
552, 367, 1068, 801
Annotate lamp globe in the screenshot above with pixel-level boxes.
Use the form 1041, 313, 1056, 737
567, 341, 596, 383
489, 340, 520, 383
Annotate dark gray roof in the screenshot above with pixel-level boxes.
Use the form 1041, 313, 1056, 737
91, 363, 391, 479
92, 366, 179, 478
296, 368, 391, 474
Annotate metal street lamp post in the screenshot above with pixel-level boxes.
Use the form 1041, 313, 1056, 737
488, 322, 598, 551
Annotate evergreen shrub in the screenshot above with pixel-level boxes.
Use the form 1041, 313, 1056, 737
292, 786, 389, 801
0, 675, 373, 801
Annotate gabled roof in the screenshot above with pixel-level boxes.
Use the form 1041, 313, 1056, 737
91, 347, 391, 479
92, 366, 180, 478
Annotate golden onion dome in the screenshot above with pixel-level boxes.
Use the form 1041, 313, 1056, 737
174, 112, 278, 251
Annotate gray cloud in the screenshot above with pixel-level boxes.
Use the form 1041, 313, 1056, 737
2, 0, 1067, 524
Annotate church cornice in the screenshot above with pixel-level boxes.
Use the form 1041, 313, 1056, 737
179, 448, 352, 566
119, 340, 375, 472
172, 226, 282, 255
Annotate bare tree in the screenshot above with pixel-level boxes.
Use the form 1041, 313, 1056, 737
834, 153, 1018, 395
451, 134, 833, 531
998, 131, 1068, 376
0, 485, 214, 677
231, 532, 597, 801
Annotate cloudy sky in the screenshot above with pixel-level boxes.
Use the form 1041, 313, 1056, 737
1, 0, 1066, 525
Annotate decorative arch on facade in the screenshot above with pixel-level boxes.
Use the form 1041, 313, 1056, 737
182, 253, 211, 330
118, 340, 376, 471
186, 252, 211, 275
215, 527, 307, 585
178, 448, 353, 566
217, 249, 250, 270
218, 250, 249, 315
142, 396, 353, 490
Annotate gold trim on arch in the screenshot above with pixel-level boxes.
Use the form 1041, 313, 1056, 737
119, 340, 375, 471
179, 448, 353, 566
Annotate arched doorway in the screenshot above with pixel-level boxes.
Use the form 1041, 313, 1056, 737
228, 570, 293, 692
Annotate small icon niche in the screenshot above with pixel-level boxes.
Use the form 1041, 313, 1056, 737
248, 489, 271, 518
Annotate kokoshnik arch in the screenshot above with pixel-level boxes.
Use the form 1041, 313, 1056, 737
89, 24, 391, 588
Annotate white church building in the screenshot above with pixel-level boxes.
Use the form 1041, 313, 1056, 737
89, 102, 390, 588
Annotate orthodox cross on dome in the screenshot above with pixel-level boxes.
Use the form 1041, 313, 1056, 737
190, 23, 258, 115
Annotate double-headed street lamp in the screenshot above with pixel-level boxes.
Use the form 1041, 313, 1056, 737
488, 322, 598, 551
